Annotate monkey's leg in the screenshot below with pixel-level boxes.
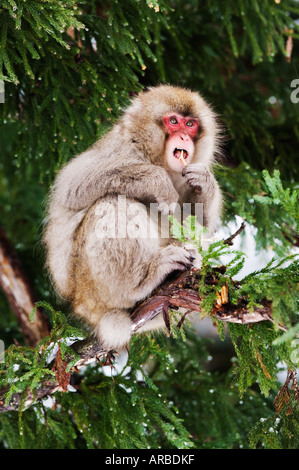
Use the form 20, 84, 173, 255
73, 245, 196, 350
93, 244, 196, 347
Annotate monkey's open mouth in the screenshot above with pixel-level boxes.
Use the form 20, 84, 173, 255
173, 148, 188, 159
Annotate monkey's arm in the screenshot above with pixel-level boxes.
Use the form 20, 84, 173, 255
53, 155, 178, 211
182, 163, 222, 232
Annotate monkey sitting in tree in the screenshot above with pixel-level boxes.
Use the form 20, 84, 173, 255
44, 85, 222, 350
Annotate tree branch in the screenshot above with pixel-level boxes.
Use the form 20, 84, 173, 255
131, 267, 284, 331
0, 224, 50, 346
0, 267, 284, 412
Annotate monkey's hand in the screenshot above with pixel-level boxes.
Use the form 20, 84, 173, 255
184, 163, 216, 198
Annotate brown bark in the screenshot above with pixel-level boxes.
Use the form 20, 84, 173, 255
0, 224, 50, 346
131, 267, 283, 332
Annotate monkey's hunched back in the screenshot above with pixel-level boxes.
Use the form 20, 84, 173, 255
44, 85, 222, 350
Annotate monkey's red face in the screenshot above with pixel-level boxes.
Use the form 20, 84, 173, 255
163, 114, 199, 172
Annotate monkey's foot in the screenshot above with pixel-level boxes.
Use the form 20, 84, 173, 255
95, 309, 133, 351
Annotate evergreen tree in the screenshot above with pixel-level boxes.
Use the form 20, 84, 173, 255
0, 0, 298, 450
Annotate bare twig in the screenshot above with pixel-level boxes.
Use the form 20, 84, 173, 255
223, 221, 246, 246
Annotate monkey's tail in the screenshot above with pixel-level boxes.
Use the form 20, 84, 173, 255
43, 206, 88, 299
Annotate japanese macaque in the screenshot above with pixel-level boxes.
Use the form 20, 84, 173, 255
44, 85, 222, 350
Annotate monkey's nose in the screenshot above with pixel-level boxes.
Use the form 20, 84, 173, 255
179, 133, 190, 141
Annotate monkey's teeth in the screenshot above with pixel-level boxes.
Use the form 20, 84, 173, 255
174, 148, 188, 159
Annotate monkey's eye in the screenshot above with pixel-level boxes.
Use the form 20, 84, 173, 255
169, 117, 178, 125
186, 120, 194, 127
